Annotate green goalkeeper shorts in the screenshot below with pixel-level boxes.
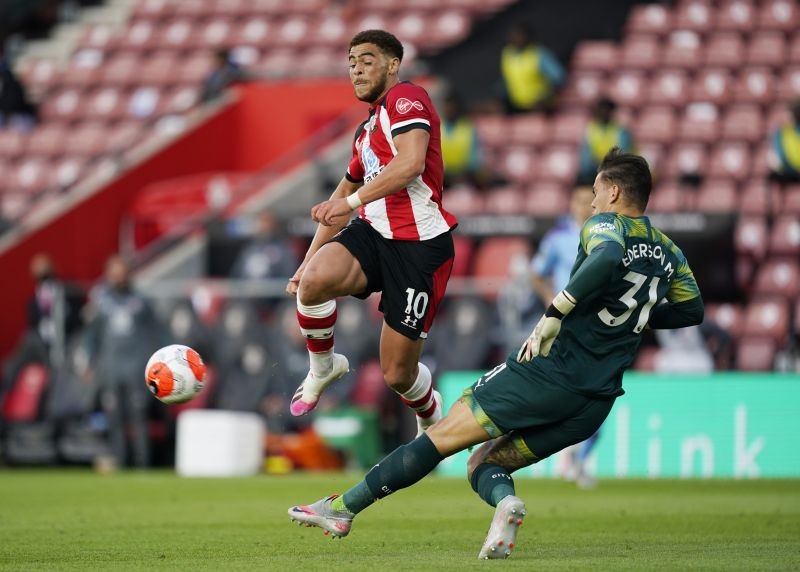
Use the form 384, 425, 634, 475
463, 360, 615, 463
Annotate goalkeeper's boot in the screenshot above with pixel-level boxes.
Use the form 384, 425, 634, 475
288, 495, 353, 538
290, 353, 349, 416
415, 390, 443, 436
478, 495, 526, 559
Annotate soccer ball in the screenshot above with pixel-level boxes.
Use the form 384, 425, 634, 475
144, 344, 206, 404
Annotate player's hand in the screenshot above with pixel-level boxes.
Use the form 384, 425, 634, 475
311, 198, 353, 226
516, 315, 562, 362
286, 264, 306, 296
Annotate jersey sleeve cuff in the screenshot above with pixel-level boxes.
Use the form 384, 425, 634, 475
391, 121, 431, 138
345, 172, 363, 183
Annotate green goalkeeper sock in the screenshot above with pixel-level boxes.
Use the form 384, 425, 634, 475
470, 463, 516, 507
337, 433, 445, 515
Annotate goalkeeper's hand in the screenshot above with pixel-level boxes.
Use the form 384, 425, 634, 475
516, 290, 576, 363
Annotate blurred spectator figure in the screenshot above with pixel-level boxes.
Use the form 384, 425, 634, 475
230, 211, 298, 282
167, 301, 214, 366
530, 186, 595, 307
440, 92, 491, 189
0, 47, 37, 130
199, 48, 247, 104
77, 255, 163, 468
577, 97, 635, 185
499, 23, 565, 114
768, 98, 800, 184
2, 254, 80, 396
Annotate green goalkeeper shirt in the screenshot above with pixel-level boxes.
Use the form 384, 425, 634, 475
508, 212, 703, 398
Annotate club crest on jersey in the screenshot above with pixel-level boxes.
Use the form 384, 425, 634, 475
395, 98, 423, 115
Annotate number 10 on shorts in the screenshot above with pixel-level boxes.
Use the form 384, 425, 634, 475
404, 288, 429, 326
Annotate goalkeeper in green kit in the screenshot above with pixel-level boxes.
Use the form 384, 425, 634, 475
288, 148, 704, 559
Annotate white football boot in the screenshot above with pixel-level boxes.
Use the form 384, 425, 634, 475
478, 495, 526, 559
290, 353, 349, 416
288, 495, 354, 538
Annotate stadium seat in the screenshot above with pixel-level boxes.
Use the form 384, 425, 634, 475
25, 125, 69, 158
638, 142, 666, 175
695, 179, 738, 212
451, 235, 475, 277
721, 104, 765, 143
769, 216, 800, 255
778, 67, 800, 102
609, 71, 647, 109
310, 16, 348, 49
708, 142, 751, 181
673, 0, 714, 33
648, 183, 690, 213
235, 18, 273, 49
472, 237, 532, 292
620, 34, 661, 70
484, 186, 526, 215
60, 51, 103, 88
101, 53, 143, 86
275, 16, 312, 48
473, 114, 508, 150
715, 0, 756, 32
661, 30, 703, 69
733, 68, 776, 105
497, 146, 537, 184
758, 0, 799, 32
550, 111, 588, 144
736, 337, 777, 371
0, 129, 28, 161
779, 185, 800, 215
679, 102, 721, 143
626, 4, 672, 37
86, 87, 126, 121
40, 89, 84, 123
443, 185, 484, 216
739, 179, 775, 215
634, 106, 678, 144
741, 297, 790, 343
663, 143, 707, 179
139, 52, 180, 86
705, 303, 744, 338
734, 215, 768, 260
649, 69, 690, 107
753, 258, 800, 298
746, 32, 786, 67
508, 113, 551, 147
538, 146, 578, 183
69, 123, 110, 159
0, 363, 50, 422
424, 10, 472, 52
156, 19, 194, 51
177, 53, 215, 84
524, 183, 569, 216
558, 72, 604, 108
571, 41, 618, 72
9, 159, 49, 194
17, 59, 62, 95
691, 68, 734, 105
791, 34, 800, 65
297, 48, 342, 78
703, 32, 746, 68
0, 191, 30, 220
51, 157, 86, 190
118, 20, 157, 52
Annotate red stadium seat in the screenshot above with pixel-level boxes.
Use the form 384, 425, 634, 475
40, 89, 84, 123
715, 0, 756, 32
25, 124, 69, 158
705, 303, 744, 337
0, 129, 27, 161
733, 68, 776, 105
0, 363, 49, 422
16, 59, 62, 95
106, 122, 145, 154
758, 0, 799, 32
648, 69, 690, 107
620, 34, 661, 71
0, 191, 30, 219
708, 142, 751, 181
609, 71, 647, 109
739, 180, 775, 215
133, 0, 173, 20
118, 20, 157, 52
177, 53, 215, 84
638, 142, 666, 176
76, 23, 116, 51
626, 4, 672, 37
735, 215, 768, 260
172, 0, 211, 18
311, 16, 349, 49
664, 143, 707, 179
86, 87, 127, 121
634, 106, 677, 144
484, 186, 526, 215
746, 32, 786, 67
703, 32, 746, 69
674, 0, 714, 33
558, 72, 604, 108
741, 297, 790, 344
779, 185, 800, 215
473, 114, 508, 150
451, 235, 475, 277
508, 113, 550, 147
679, 102, 721, 143
648, 183, 690, 213
550, 111, 588, 145
736, 337, 777, 371
691, 68, 734, 105
524, 183, 569, 216
472, 237, 532, 289
443, 185, 484, 216
195, 18, 235, 50
297, 48, 342, 78
235, 18, 273, 49
721, 104, 765, 143
425, 10, 471, 52
9, 158, 49, 194
69, 123, 110, 159
101, 53, 143, 87
60, 50, 104, 88
51, 157, 86, 189
695, 179, 738, 212
572, 41, 618, 72
538, 146, 578, 184
754, 258, 800, 298
497, 146, 537, 184
156, 19, 194, 51
139, 52, 180, 86
275, 16, 312, 48
769, 216, 800, 255
778, 67, 800, 101
661, 30, 703, 69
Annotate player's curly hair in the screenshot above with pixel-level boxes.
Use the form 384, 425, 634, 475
349, 30, 404, 62
597, 147, 652, 211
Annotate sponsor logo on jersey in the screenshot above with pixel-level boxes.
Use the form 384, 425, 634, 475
395, 97, 424, 115
361, 144, 384, 183
589, 221, 617, 234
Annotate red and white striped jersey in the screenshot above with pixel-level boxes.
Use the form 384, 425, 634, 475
345, 81, 458, 241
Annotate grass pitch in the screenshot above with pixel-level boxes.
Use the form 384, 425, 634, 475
0, 470, 798, 571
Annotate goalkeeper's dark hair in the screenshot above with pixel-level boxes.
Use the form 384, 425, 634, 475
349, 30, 404, 62
597, 147, 652, 211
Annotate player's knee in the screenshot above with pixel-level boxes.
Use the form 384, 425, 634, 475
297, 267, 330, 306
381, 361, 416, 392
